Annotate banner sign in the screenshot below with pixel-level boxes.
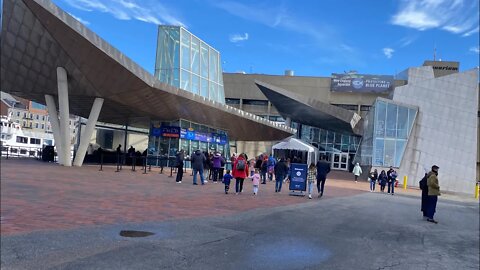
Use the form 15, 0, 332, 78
179, 128, 228, 145
331, 74, 393, 93
288, 163, 307, 191
156, 126, 180, 138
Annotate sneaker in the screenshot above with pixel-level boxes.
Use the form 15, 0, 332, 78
204, 180, 208, 183
308, 194, 312, 199
318, 194, 322, 198
427, 218, 438, 224
193, 183, 198, 185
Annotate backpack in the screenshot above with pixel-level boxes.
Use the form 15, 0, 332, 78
236, 159, 246, 171
419, 174, 427, 190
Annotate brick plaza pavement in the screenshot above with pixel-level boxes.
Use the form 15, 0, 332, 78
1, 158, 410, 236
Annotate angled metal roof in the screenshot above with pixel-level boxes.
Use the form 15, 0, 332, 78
255, 80, 363, 135
0, 0, 295, 141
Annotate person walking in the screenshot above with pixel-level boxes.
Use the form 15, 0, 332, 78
223, 169, 233, 194
352, 163, 362, 182
233, 153, 249, 194
249, 158, 255, 177
426, 165, 441, 223
191, 150, 206, 185
211, 152, 224, 183
252, 169, 261, 195
316, 155, 331, 198
267, 154, 276, 181
260, 156, 268, 184
175, 150, 184, 183
369, 169, 378, 192
274, 157, 289, 192
378, 170, 387, 192
307, 163, 316, 199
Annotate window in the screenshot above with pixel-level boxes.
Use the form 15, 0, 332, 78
332, 104, 358, 111
23, 112, 27, 118
41, 124, 44, 129
35, 123, 38, 128
243, 99, 268, 106
16, 111, 20, 117
16, 136, 28, 144
225, 98, 240, 105
42, 116, 45, 121
22, 121, 26, 127
360, 105, 371, 111
30, 138, 41, 144
36, 115, 39, 120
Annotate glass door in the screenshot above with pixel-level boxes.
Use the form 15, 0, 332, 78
331, 153, 349, 171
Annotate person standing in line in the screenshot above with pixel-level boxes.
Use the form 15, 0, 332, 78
233, 153, 249, 194
352, 163, 363, 182
369, 169, 378, 192
252, 169, 261, 195
222, 169, 233, 194
175, 149, 185, 183
378, 170, 387, 192
316, 155, 331, 198
274, 157, 289, 193
267, 154, 276, 181
191, 150, 206, 185
202, 151, 210, 183
307, 163, 316, 199
211, 152, 224, 183
426, 165, 440, 223
419, 171, 429, 219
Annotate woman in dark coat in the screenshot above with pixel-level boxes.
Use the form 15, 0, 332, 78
378, 170, 388, 192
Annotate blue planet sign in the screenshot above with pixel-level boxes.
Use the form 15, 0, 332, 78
331, 73, 393, 93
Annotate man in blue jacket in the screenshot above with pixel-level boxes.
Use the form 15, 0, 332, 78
316, 155, 331, 198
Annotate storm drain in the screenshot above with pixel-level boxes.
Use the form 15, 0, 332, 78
119, 230, 155, 237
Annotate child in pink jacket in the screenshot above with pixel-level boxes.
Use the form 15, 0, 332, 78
252, 169, 261, 195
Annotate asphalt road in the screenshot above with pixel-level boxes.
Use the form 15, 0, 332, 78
1, 192, 479, 270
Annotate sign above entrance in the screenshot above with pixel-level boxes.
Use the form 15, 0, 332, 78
155, 126, 180, 138
331, 73, 393, 93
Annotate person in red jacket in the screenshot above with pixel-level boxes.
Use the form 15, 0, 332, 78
233, 153, 249, 194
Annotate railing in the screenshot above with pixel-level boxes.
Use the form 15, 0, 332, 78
0, 145, 44, 159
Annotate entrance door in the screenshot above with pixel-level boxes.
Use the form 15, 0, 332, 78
331, 153, 349, 171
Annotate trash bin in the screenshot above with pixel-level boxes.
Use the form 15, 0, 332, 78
42, 145, 55, 162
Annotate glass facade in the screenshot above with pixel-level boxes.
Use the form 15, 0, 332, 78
155, 26, 225, 103
357, 98, 417, 168
147, 119, 230, 165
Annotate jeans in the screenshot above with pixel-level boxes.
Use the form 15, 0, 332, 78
317, 176, 326, 195
261, 171, 267, 183
253, 185, 258, 194
275, 180, 283, 192
308, 181, 314, 195
176, 165, 183, 182
193, 168, 205, 184
370, 180, 376, 191
388, 181, 395, 194
235, 178, 245, 193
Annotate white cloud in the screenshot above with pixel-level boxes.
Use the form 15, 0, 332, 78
391, 0, 479, 36
470, 46, 480, 54
62, 0, 185, 26
229, 33, 249, 43
462, 26, 479, 37
67, 12, 90, 25
383, 48, 395, 59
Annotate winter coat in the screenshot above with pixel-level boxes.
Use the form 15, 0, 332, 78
212, 154, 224, 169
191, 150, 206, 170
427, 172, 441, 196
232, 156, 249, 179
369, 171, 378, 181
316, 160, 331, 179
175, 152, 184, 167
274, 160, 289, 178
353, 165, 362, 176
378, 173, 388, 185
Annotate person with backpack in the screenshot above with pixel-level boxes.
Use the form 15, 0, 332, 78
233, 153, 249, 194
419, 171, 429, 219
426, 165, 441, 223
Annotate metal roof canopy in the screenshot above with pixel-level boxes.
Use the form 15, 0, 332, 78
0, 0, 295, 141
255, 80, 363, 136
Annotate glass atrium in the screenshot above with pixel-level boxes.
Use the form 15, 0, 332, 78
155, 26, 225, 103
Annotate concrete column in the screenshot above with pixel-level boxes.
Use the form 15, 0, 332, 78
73, 98, 104, 166
45, 94, 63, 165
57, 67, 71, 166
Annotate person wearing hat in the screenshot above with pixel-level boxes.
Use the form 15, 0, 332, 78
426, 165, 441, 223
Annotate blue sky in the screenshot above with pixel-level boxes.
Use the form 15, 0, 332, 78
53, 0, 479, 77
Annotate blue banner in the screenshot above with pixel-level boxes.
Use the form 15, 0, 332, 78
289, 163, 307, 191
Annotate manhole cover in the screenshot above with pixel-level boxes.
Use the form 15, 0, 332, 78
119, 230, 155, 237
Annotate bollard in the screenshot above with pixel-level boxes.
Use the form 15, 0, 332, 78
403, 176, 407, 190
99, 152, 104, 171
6, 147, 9, 159
475, 182, 479, 199
169, 166, 173, 177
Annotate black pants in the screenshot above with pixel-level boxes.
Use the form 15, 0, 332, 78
235, 178, 244, 193
212, 168, 220, 182
317, 176, 326, 194
176, 165, 183, 182
426, 195, 438, 219
225, 184, 230, 193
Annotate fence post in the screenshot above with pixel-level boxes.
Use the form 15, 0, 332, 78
6, 147, 9, 159
403, 176, 407, 190
143, 156, 147, 174
99, 152, 103, 171
475, 182, 479, 199
115, 153, 120, 172
132, 156, 136, 172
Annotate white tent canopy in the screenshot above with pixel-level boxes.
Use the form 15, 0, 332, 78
272, 137, 319, 165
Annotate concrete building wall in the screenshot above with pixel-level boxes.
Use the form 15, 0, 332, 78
393, 66, 479, 194
232, 141, 277, 160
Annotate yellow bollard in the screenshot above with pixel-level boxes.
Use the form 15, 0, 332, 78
403, 176, 407, 190
475, 183, 479, 199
